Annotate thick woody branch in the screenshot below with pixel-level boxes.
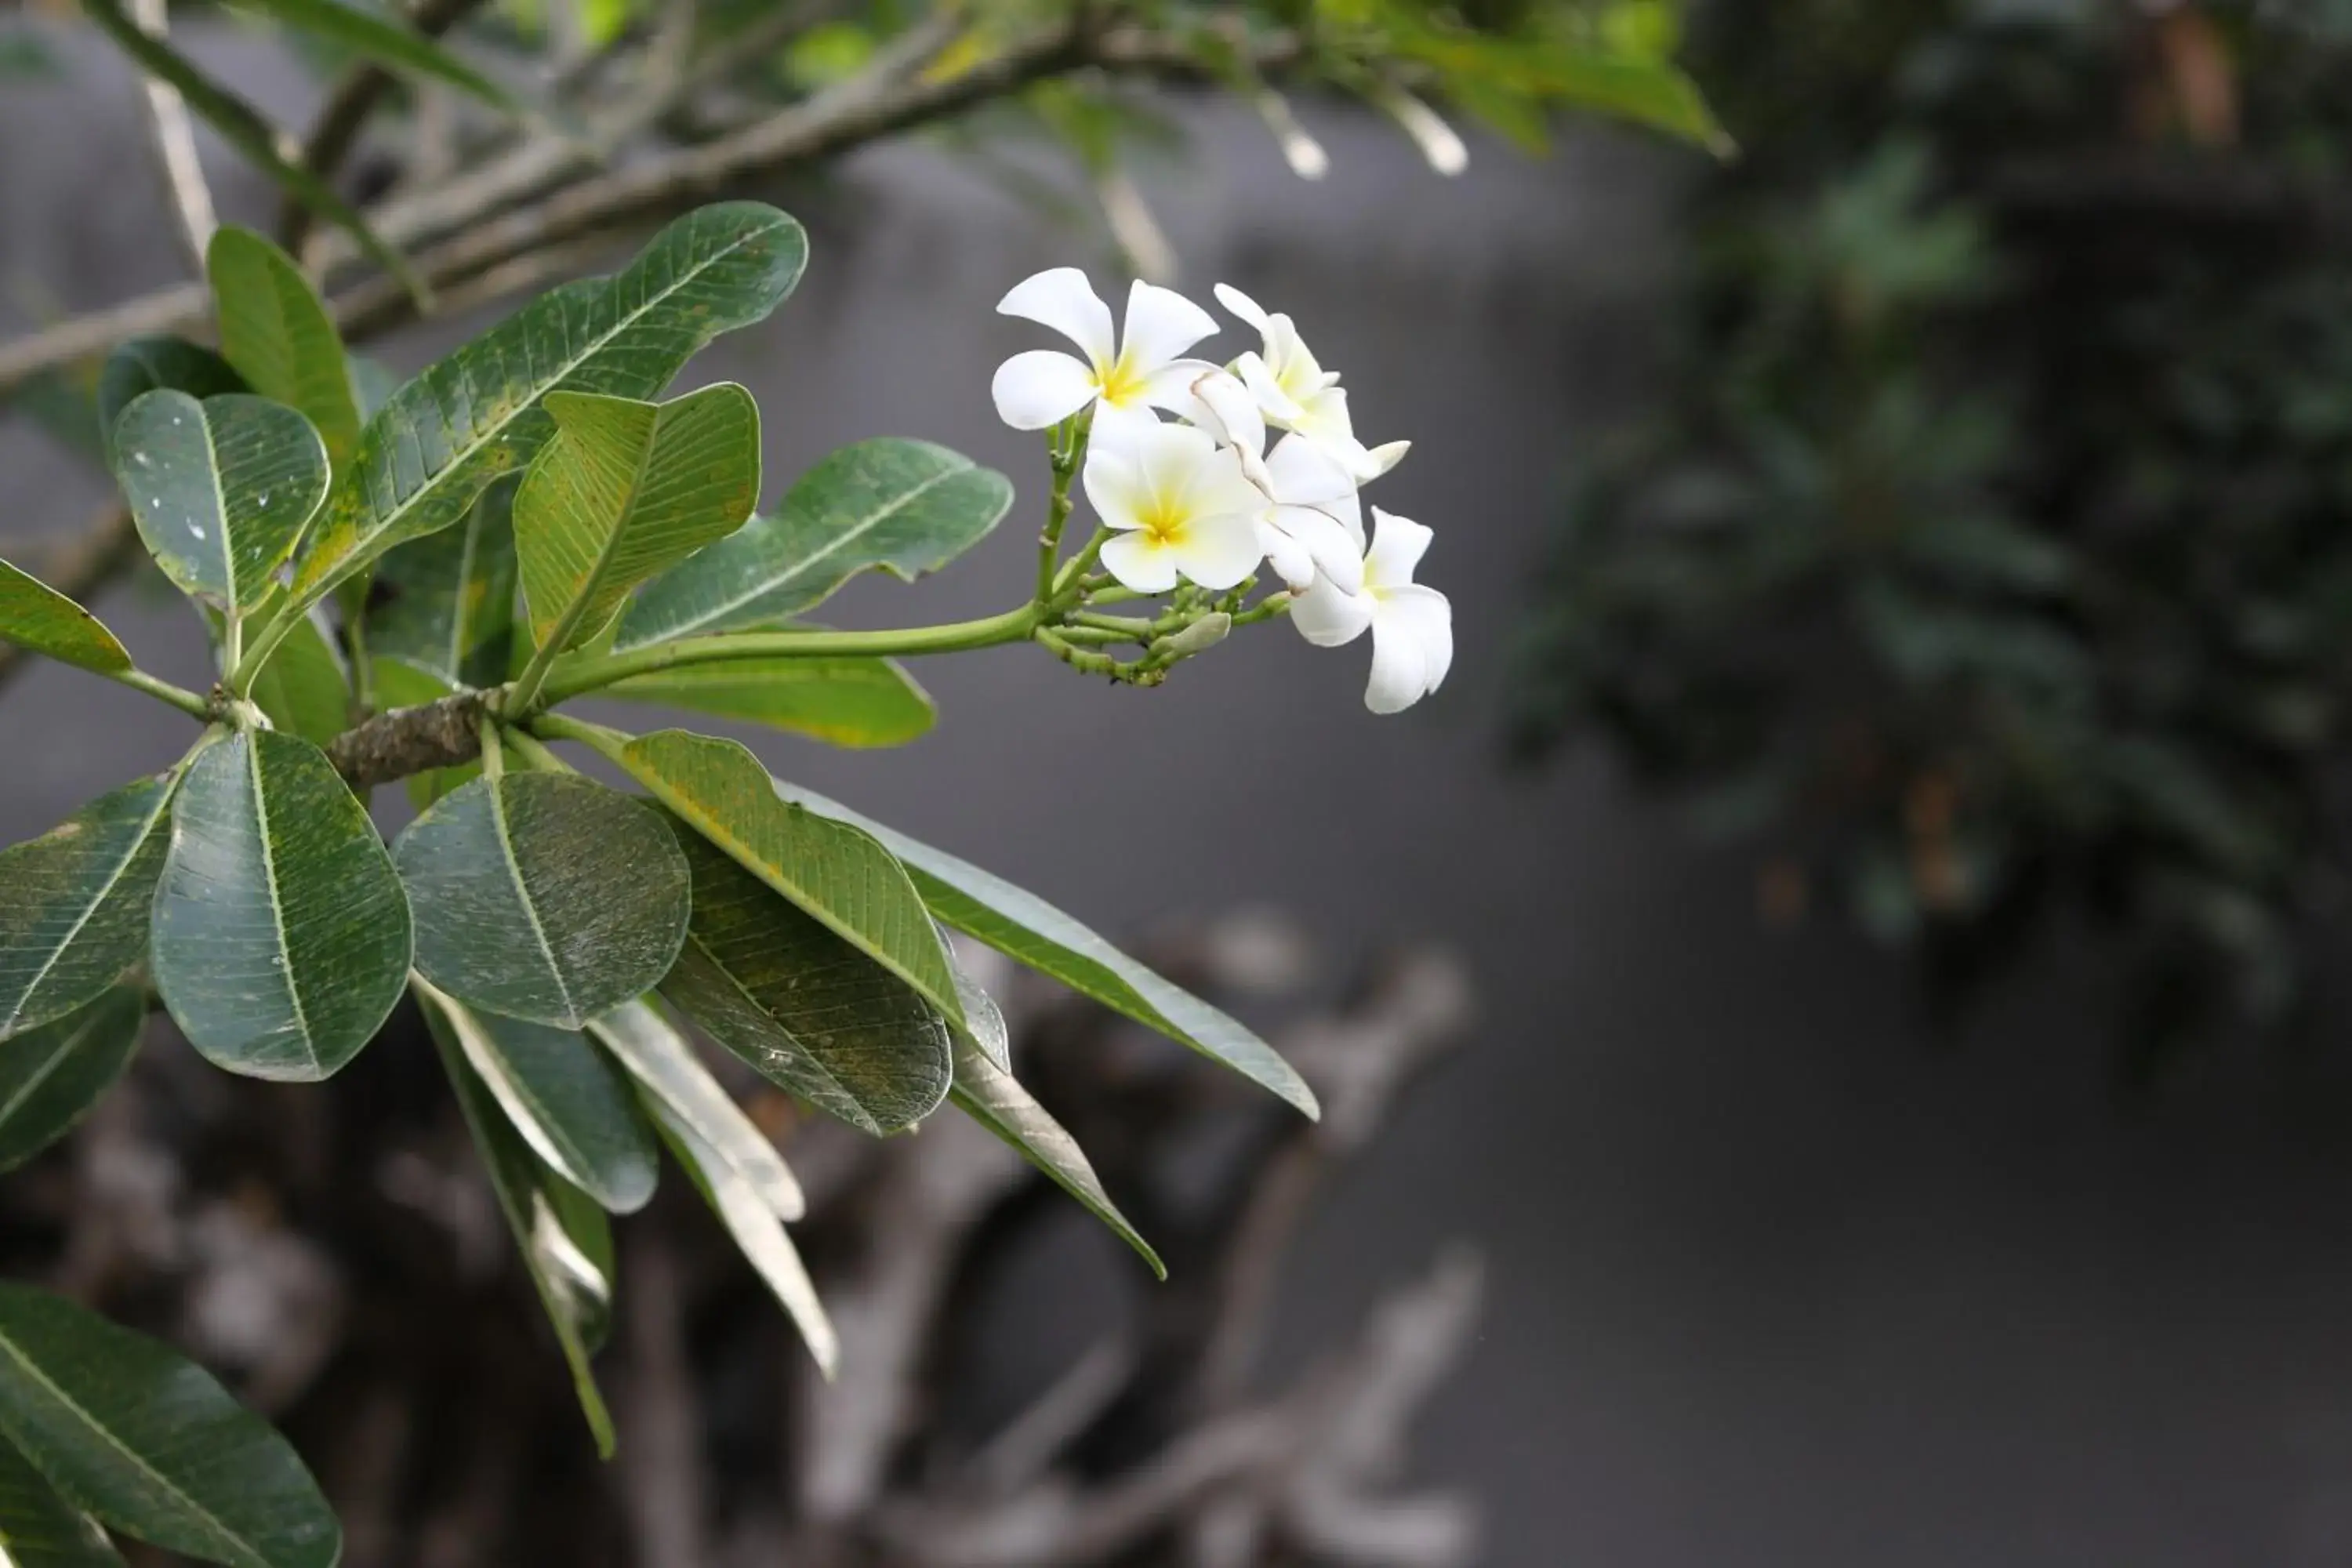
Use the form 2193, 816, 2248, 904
324, 691, 485, 787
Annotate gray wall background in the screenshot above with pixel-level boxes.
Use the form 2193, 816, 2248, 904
13, 31, 2352, 1566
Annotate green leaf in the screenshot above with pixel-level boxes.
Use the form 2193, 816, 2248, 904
421, 989, 615, 1456
617, 731, 964, 1031
416, 980, 656, 1213
226, 0, 520, 114
151, 731, 412, 1081
660, 828, 952, 1136
0, 561, 132, 677
78, 0, 423, 298
0, 1434, 123, 1566
245, 610, 350, 746
0, 775, 176, 1043
205, 228, 362, 473
395, 771, 690, 1030
647, 1102, 836, 1374
770, 780, 1318, 1119
588, 998, 802, 1219
96, 339, 243, 464
113, 392, 330, 616
370, 477, 517, 689
516, 385, 761, 657
291, 203, 808, 611
0, 989, 146, 1174
0, 1286, 339, 1568
619, 438, 1013, 649
600, 654, 935, 748
949, 1036, 1161, 1277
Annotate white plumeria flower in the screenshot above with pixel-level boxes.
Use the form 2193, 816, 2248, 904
1212, 283, 1383, 479
1084, 422, 1267, 594
1289, 508, 1453, 714
992, 269, 1221, 441
1181, 365, 1379, 596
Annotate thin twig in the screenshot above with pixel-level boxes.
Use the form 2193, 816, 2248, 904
127, 0, 217, 271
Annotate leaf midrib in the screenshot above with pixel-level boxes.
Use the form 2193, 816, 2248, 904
630, 460, 967, 647
676, 931, 873, 1132
0, 786, 170, 1040
0, 1327, 260, 1568
245, 739, 322, 1077
490, 782, 580, 1026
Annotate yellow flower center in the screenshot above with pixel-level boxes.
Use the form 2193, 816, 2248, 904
1096, 348, 1149, 408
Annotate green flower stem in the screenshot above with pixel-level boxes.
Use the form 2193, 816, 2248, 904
1070, 610, 1156, 637
528, 604, 1044, 708
500, 725, 573, 775
1231, 592, 1294, 628
530, 711, 637, 764
1051, 526, 1112, 601
1036, 411, 1093, 606
111, 666, 216, 720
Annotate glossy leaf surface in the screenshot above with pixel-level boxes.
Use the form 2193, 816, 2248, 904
0, 775, 175, 1042
589, 999, 802, 1219
205, 228, 361, 471
601, 655, 935, 748
114, 391, 328, 615
0, 562, 132, 678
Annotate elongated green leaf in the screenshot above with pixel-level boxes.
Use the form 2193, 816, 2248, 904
948, 944, 1010, 1073
770, 780, 1319, 1118
601, 655, 935, 748
245, 610, 349, 746
417, 980, 656, 1213
0, 562, 132, 677
0, 775, 176, 1043
206, 228, 361, 473
370, 478, 517, 688
227, 0, 519, 113
589, 998, 802, 1219
292, 204, 808, 610
79, 0, 420, 297
661, 829, 951, 1136
113, 392, 329, 616
618, 731, 963, 1031
395, 772, 689, 1029
421, 990, 615, 1455
0, 989, 145, 1173
0, 1436, 123, 1566
949, 1038, 1160, 1276
96, 339, 243, 463
619, 439, 1013, 649
517, 385, 760, 656
648, 1103, 836, 1374
151, 731, 412, 1081
0, 1286, 339, 1568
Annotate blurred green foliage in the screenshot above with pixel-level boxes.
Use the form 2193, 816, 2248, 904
1514, 1, 2352, 1073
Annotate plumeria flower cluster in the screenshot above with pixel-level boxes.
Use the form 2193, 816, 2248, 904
991, 268, 1452, 714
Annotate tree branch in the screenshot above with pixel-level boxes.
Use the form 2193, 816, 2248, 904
325, 690, 485, 787
129, 0, 218, 272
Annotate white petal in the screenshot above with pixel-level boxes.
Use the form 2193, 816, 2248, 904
1290, 574, 1375, 648
1364, 439, 1411, 477
1256, 519, 1316, 590
1082, 443, 1152, 533
1138, 358, 1230, 419
1132, 421, 1225, 510
1234, 350, 1308, 426
1213, 282, 1273, 336
1364, 507, 1434, 590
998, 268, 1116, 369
1178, 367, 1266, 462
1365, 608, 1432, 713
1087, 399, 1163, 456
1265, 434, 1362, 543
1172, 510, 1265, 591
1271, 505, 1366, 594
1121, 281, 1220, 374
992, 350, 1098, 430
1099, 531, 1180, 594
1264, 314, 1327, 393
1382, 583, 1453, 691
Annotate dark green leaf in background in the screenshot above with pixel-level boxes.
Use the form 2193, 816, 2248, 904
620, 438, 1012, 648
770, 780, 1319, 1118
292, 203, 807, 609
227, 0, 520, 114
0, 775, 175, 1042
423, 990, 616, 1455
151, 731, 412, 1080
619, 730, 964, 1031
395, 772, 690, 1029
370, 478, 517, 689
661, 829, 952, 1136
0, 1286, 340, 1568
113, 392, 329, 615
0, 562, 133, 677
206, 228, 362, 472
0, 1434, 122, 1566
600, 654, 935, 748
0, 988, 146, 1173
516, 384, 761, 655
416, 981, 657, 1213
95, 339, 244, 463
